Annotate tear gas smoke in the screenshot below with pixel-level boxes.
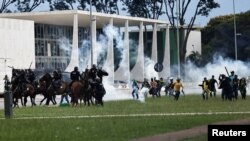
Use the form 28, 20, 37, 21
144, 57, 159, 80
182, 55, 250, 95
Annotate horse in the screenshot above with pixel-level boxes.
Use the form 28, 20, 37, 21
11, 77, 36, 107
39, 72, 69, 105
92, 79, 106, 106
70, 70, 93, 106
38, 73, 54, 105
23, 83, 36, 106
92, 68, 108, 106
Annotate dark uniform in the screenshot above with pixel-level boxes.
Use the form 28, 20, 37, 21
18, 70, 29, 96
52, 70, 61, 90
209, 75, 218, 97
89, 64, 98, 79
69, 66, 82, 88
27, 69, 35, 86
219, 74, 233, 101
232, 75, 239, 99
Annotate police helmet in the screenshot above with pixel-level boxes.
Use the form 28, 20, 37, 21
92, 64, 97, 69
74, 66, 78, 71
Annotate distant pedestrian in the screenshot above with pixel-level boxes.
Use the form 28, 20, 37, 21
173, 78, 184, 101
131, 79, 139, 99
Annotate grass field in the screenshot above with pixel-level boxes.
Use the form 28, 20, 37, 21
0, 95, 250, 141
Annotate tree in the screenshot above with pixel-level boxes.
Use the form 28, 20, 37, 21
48, 0, 76, 10
121, 0, 164, 19
0, 0, 17, 13
17, 0, 45, 12
186, 51, 202, 67
88, 0, 120, 14
77, 0, 88, 10
164, 0, 220, 75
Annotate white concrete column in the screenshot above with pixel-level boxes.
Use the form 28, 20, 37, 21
151, 23, 158, 63
130, 21, 144, 82
92, 15, 97, 66
159, 25, 170, 78
114, 20, 130, 83
65, 14, 79, 72
47, 43, 51, 57
104, 18, 114, 83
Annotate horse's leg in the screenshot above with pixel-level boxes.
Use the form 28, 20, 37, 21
13, 97, 18, 108
52, 95, 57, 105
100, 97, 104, 106
30, 96, 36, 106
24, 96, 28, 106
40, 97, 46, 105
33, 96, 37, 106
45, 95, 51, 106
20, 97, 24, 106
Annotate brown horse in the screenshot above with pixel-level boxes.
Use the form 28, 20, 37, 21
12, 82, 36, 107
38, 73, 53, 105
70, 81, 84, 106
23, 83, 36, 106
70, 70, 93, 106
39, 72, 69, 106
45, 80, 69, 105
11, 72, 36, 107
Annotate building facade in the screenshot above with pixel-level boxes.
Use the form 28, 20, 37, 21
0, 10, 201, 91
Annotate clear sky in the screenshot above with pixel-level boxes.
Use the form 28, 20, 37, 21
193, 0, 250, 26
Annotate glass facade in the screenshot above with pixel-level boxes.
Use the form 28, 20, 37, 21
34, 23, 89, 71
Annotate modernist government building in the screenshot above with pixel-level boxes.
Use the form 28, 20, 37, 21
0, 10, 201, 91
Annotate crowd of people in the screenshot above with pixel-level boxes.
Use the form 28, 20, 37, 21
130, 70, 248, 101
131, 77, 184, 101
3, 65, 249, 106
199, 71, 248, 101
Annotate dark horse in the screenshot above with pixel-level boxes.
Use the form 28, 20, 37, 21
92, 68, 108, 106
39, 73, 68, 105
12, 80, 36, 107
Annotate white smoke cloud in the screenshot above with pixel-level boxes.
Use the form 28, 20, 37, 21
144, 57, 159, 80
183, 56, 250, 95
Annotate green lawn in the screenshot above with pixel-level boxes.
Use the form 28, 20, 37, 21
0, 95, 250, 141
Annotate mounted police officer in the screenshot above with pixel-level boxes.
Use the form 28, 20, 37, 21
69, 66, 82, 89
52, 70, 61, 92
26, 69, 35, 86
89, 64, 98, 80
18, 70, 29, 96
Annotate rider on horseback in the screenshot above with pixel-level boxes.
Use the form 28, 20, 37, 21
17, 70, 29, 96
69, 66, 82, 89
27, 69, 36, 87
52, 70, 62, 92
89, 64, 98, 79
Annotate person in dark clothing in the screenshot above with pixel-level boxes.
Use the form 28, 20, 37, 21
57, 68, 63, 81
218, 74, 233, 101
27, 69, 36, 86
131, 79, 139, 99
69, 66, 82, 88
18, 70, 29, 96
156, 77, 164, 97
165, 77, 174, 96
89, 64, 98, 79
239, 77, 247, 99
209, 75, 218, 97
52, 70, 61, 91
232, 75, 239, 100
